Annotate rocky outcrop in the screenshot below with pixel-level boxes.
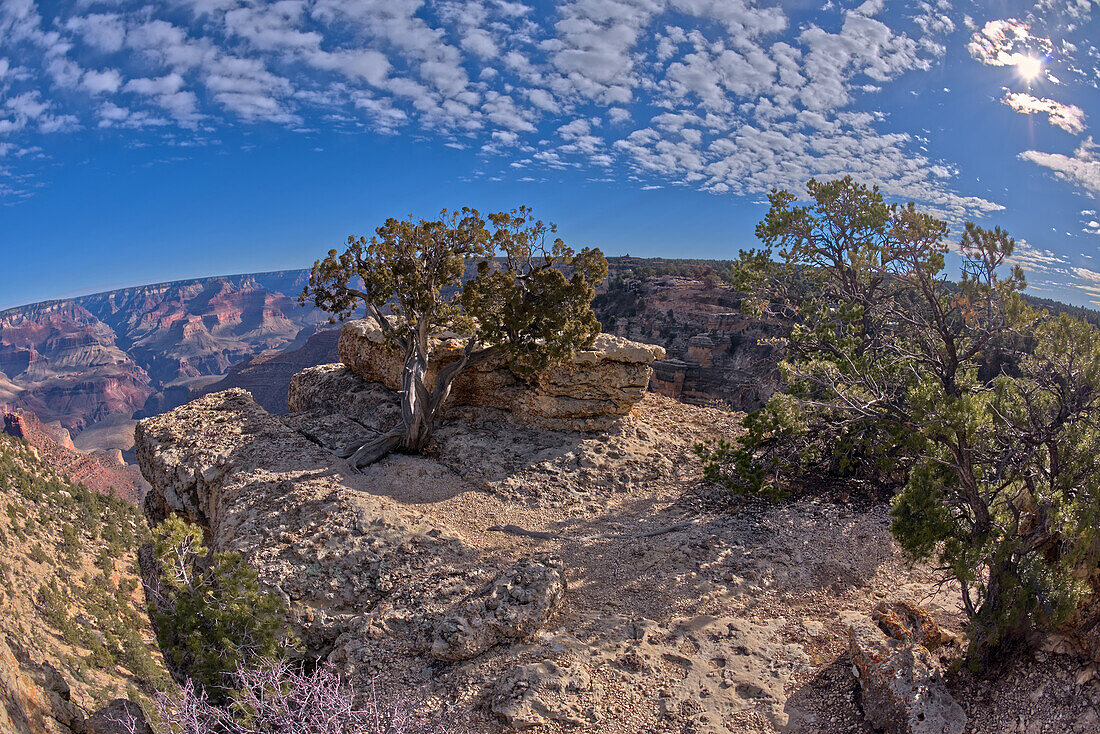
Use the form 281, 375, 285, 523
848, 601, 966, 734
0, 636, 80, 734
429, 555, 565, 662
139, 383, 840, 732
2, 410, 148, 503
337, 318, 664, 430
593, 275, 783, 410
83, 700, 151, 734
0, 636, 149, 734
135, 389, 475, 657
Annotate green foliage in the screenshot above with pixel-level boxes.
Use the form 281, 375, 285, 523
711, 176, 1100, 665
28, 542, 49, 564
302, 206, 608, 464
0, 433, 167, 703
149, 516, 289, 701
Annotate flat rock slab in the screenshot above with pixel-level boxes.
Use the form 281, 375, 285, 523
288, 363, 402, 432
282, 408, 379, 454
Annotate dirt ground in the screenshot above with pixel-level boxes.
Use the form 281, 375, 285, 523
314, 393, 1100, 733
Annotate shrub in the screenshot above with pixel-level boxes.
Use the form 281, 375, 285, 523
28, 542, 50, 565
114, 658, 462, 734
147, 517, 290, 702
713, 176, 1100, 665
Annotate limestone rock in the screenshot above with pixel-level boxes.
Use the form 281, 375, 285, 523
288, 363, 401, 433
337, 319, 664, 430
848, 607, 967, 734
135, 389, 468, 658
429, 555, 565, 661
84, 700, 151, 734
39, 664, 69, 702
0, 636, 85, 734
491, 659, 593, 729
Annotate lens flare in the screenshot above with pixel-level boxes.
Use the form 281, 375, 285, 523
1017, 56, 1042, 81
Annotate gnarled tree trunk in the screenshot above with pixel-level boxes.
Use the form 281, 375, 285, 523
345, 335, 498, 469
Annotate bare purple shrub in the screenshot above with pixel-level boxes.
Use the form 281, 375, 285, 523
114, 658, 461, 734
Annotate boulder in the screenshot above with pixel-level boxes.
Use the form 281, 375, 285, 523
84, 700, 151, 734
848, 602, 966, 734
429, 555, 565, 661
337, 319, 665, 431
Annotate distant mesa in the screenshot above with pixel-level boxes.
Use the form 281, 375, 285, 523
0, 270, 330, 447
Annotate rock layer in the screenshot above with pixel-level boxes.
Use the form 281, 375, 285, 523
337, 318, 664, 430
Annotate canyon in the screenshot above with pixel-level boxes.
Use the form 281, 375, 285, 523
0, 271, 329, 440
0, 262, 783, 458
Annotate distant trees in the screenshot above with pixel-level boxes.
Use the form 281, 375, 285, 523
699, 177, 1100, 664
302, 207, 608, 467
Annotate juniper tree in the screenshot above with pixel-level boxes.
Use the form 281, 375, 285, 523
302, 206, 608, 467
699, 177, 1100, 663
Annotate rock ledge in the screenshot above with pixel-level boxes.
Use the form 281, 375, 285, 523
338, 319, 665, 430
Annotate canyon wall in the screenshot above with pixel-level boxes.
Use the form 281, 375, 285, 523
593, 275, 784, 411
0, 272, 328, 436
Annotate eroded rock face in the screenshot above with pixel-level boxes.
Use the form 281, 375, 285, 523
337, 319, 664, 430
83, 700, 151, 734
0, 636, 80, 734
429, 555, 565, 662
135, 389, 470, 658
848, 602, 967, 734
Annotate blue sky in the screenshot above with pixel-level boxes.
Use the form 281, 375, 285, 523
0, 0, 1098, 310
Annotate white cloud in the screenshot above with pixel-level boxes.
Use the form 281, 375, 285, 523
967, 19, 1045, 67
124, 73, 184, 96
65, 13, 126, 52
82, 68, 122, 94
461, 28, 498, 57
1003, 92, 1086, 134
1021, 139, 1100, 197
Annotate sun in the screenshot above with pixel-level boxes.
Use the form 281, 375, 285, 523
1016, 56, 1042, 81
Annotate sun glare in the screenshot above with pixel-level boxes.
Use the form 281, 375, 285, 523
1017, 56, 1042, 81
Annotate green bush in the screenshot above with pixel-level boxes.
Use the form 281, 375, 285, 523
148, 516, 289, 701
710, 177, 1100, 665
28, 542, 50, 565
